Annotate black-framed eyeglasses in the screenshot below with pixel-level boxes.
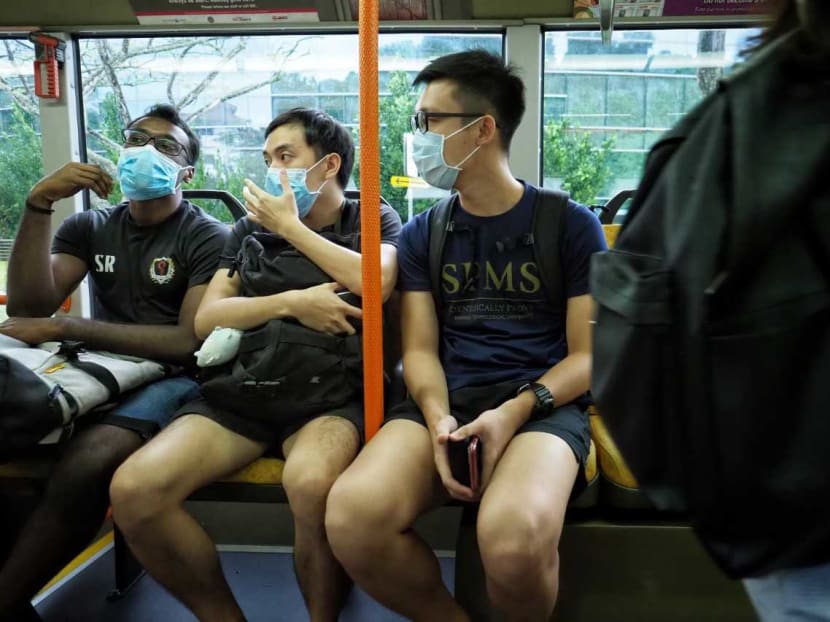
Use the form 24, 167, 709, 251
121, 128, 188, 158
409, 111, 486, 134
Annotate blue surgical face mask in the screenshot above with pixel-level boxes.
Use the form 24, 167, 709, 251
263, 156, 329, 218
411, 117, 482, 190
117, 145, 186, 201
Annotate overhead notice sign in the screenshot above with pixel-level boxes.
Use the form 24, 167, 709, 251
128, 0, 319, 26
574, 0, 772, 18
662, 0, 771, 16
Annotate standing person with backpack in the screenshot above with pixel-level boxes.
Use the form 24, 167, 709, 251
0, 104, 228, 622
590, 1, 830, 620
326, 50, 606, 621
109, 108, 402, 622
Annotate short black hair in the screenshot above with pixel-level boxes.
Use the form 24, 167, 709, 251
413, 50, 525, 153
265, 108, 355, 189
127, 104, 200, 166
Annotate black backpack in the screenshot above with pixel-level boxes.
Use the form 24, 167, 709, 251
199, 202, 368, 423
427, 189, 571, 309
590, 31, 830, 577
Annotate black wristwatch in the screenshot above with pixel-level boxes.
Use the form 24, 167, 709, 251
517, 382, 555, 419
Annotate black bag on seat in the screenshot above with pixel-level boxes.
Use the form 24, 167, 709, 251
590, 30, 830, 577
0, 354, 58, 455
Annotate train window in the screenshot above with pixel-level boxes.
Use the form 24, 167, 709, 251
78, 32, 502, 225
542, 28, 760, 214
0, 38, 42, 320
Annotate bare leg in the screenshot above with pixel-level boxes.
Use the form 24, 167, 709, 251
0, 424, 142, 616
110, 415, 265, 622
326, 420, 468, 622
477, 432, 578, 622
280, 415, 359, 622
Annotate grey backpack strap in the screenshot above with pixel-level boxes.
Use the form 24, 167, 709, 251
57, 341, 120, 401
427, 195, 458, 309
532, 189, 570, 311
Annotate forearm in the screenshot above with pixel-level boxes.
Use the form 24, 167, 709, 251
194, 290, 299, 339
282, 223, 365, 294
539, 350, 591, 406
6, 211, 60, 316
501, 351, 592, 428
403, 349, 451, 431
57, 317, 199, 364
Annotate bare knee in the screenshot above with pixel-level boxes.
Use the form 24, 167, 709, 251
325, 476, 366, 545
477, 506, 558, 590
325, 474, 398, 567
110, 457, 179, 534
282, 460, 344, 526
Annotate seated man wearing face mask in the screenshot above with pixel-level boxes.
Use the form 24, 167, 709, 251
0, 104, 228, 622
326, 51, 606, 622
109, 108, 402, 622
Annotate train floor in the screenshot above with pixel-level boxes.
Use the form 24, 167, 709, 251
33, 542, 456, 622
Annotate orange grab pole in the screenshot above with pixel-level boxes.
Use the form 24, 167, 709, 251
359, 0, 384, 440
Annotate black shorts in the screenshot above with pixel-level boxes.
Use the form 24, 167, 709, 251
386, 379, 592, 495
174, 397, 364, 458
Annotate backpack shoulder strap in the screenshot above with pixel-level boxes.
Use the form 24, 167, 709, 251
532, 188, 570, 311
428, 194, 458, 309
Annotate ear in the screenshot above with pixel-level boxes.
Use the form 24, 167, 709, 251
476, 115, 499, 147
181, 166, 195, 185
322, 153, 341, 181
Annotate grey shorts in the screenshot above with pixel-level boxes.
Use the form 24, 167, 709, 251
385, 379, 592, 495
174, 396, 364, 458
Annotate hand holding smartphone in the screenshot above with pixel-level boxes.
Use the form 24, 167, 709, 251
448, 435, 483, 493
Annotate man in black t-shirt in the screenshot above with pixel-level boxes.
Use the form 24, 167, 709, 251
110, 108, 402, 622
0, 104, 228, 622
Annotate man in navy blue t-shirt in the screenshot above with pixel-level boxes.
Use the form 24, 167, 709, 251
327, 50, 607, 621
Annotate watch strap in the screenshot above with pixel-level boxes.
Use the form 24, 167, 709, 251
517, 382, 555, 418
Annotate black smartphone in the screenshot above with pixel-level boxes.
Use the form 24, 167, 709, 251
448, 435, 483, 492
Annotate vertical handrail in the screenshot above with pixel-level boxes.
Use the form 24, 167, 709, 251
359, 0, 384, 440
600, 0, 616, 45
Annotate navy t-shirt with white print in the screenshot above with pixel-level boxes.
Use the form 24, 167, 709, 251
396, 181, 607, 392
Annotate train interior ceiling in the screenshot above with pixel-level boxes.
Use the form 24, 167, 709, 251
0, 0, 769, 28
1, 0, 768, 620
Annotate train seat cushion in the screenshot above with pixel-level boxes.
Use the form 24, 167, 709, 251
220, 457, 285, 485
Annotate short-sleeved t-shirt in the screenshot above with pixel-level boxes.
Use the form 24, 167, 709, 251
52, 200, 229, 325
218, 197, 403, 274
397, 181, 607, 392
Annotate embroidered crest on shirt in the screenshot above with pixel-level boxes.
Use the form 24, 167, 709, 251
149, 257, 175, 285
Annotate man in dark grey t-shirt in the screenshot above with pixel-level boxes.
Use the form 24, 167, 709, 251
52, 195, 226, 327
0, 104, 228, 622
110, 108, 402, 622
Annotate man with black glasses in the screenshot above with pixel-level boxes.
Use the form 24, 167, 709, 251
0, 104, 227, 622
327, 50, 605, 621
